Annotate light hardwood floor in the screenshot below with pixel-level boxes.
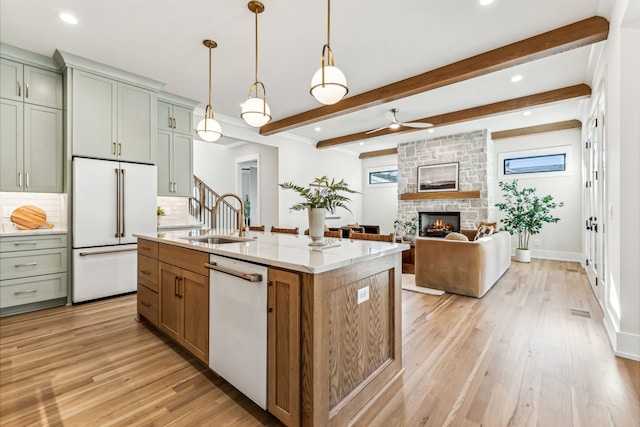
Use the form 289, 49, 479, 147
1, 259, 638, 426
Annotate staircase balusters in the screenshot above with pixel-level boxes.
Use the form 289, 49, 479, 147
190, 176, 240, 231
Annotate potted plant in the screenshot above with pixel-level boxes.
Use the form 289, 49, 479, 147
279, 176, 358, 244
157, 206, 166, 225
495, 180, 563, 262
393, 216, 418, 242
243, 195, 251, 227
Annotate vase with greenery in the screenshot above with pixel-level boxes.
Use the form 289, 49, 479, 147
279, 176, 358, 244
243, 195, 251, 226
393, 216, 418, 242
495, 180, 563, 262
157, 206, 166, 225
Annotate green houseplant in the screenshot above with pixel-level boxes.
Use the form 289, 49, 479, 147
495, 180, 563, 262
279, 176, 358, 243
393, 216, 418, 242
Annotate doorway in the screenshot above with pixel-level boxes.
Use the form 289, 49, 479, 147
236, 155, 260, 228
584, 88, 606, 307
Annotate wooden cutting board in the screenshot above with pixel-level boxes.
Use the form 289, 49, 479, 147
11, 205, 54, 230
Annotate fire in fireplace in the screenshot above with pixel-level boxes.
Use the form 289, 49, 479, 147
418, 212, 461, 237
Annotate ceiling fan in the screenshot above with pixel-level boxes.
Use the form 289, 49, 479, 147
365, 108, 433, 134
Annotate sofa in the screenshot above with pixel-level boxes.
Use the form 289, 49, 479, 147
414, 230, 511, 298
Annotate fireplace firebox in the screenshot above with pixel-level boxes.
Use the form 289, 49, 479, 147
418, 212, 461, 237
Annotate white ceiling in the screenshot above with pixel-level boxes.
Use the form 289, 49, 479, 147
0, 0, 612, 155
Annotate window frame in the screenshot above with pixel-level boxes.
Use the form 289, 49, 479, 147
498, 145, 572, 179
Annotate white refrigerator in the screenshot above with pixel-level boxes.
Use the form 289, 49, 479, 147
72, 157, 157, 303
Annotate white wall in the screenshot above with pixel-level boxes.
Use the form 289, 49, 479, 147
493, 129, 583, 261
277, 143, 362, 231
193, 140, 279, 231
362, 155, 398, 234
584, 0, 640, 360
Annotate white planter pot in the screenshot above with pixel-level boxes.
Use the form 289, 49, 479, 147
514, 248, 531, 263
308, 208, 326, 244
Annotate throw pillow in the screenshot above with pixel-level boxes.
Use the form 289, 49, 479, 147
474, 224, 494, 240
445, 232, 469, 241
478, 221, 498, 233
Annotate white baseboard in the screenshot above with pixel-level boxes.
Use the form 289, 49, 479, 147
510, 249, 583, 263
604, 309, 640, 361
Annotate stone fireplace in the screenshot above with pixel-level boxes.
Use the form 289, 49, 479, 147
397, 130, 495, 232
419, 211, 460, 237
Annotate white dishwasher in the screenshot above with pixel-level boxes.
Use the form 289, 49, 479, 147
206, 254, 268, 409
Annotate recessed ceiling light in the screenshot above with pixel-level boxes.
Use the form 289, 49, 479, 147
510, 75, 523, 83
428, 129, 435, 133
314, 126, 321, 132
359, 142, 365, 146
59, 12, 78, 25
479, 0, 494, 5
523, 111, 532, 116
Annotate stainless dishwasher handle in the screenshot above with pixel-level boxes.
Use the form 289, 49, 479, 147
204, 263, 263, 282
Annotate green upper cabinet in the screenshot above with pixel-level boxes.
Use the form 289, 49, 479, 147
158, 101, 193, 135
0, 50, 63, 193
0, 99, 63, 192
156, 94, 197, 197
0, 58, 62, 109
71, 70, 155, 164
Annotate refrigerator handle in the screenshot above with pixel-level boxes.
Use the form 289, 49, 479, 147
115, 168, 120, 238
121, 169, 126, 237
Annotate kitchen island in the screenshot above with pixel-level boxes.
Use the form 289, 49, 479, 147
135, 229, 407, 427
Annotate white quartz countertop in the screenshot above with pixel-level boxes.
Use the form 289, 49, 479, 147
135, 229, 409, 274
0, 223, 68, 237
157, 214, 204, 230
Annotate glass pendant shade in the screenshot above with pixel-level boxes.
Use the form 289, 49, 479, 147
241, 97, 271, 127
196, 115, 222, 142
198, 39, 223, 143
310, 65, 348, 105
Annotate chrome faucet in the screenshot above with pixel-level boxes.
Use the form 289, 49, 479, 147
212, 193, 246, 237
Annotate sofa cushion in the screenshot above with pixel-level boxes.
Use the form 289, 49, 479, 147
445, 232, 469, 241
474, 224, 495, 240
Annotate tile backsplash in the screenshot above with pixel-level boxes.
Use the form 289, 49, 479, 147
0, 192, 68, 228
157, 196, 189, 216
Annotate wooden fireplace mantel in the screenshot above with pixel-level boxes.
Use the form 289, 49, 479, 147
400, 191, 481, 200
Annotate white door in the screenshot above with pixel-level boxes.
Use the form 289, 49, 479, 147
73, 157, 120, 248
120, 162, 157, 244
584, 92, 606, 306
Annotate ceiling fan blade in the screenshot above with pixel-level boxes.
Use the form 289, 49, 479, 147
365, 125, 391, 134
399, 121, 433, 129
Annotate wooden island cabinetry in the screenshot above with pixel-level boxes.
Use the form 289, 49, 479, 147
137, 239, 209, 364
136, 233, 405, 426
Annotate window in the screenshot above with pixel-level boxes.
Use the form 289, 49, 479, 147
504, 153, 566, 175
368, 169, 397, 184
498, 146, 572, 179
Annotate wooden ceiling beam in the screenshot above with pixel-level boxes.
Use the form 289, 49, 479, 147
316, 84, 591, 148
491, 119, 582, 139
259, 16, 608, 136
359, 148, 398, 159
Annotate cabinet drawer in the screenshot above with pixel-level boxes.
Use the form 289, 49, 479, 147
0, 234, 68, 252
138, 239, 158, 258
0, 248, 67, 280
0, 273, 67, 308
159, 244, 208, 276
137, 284, 159, 327
138, 254, 159, 292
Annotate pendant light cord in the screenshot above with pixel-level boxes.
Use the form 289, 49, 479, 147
255, 8, 259, 82
208, 44, 213, 108
327, 0, 331, 47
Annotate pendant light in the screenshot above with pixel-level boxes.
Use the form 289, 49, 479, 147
241, 1, 272, 128
196, 39, 223, 142
310, 0, 348, 105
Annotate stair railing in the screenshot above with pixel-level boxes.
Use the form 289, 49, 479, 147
190, 176, 240, 232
